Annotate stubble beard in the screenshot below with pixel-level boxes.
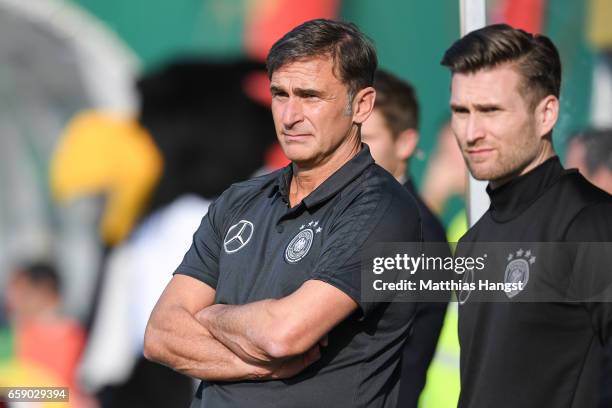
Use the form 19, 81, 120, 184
467, 144, 538, 186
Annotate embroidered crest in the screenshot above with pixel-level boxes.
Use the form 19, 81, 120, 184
504, 249, 535, 298
285, 228, 314, 263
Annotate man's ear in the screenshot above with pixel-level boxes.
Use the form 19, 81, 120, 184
351, 86, 376, 124
535, 95, 559, 138
395, 129, 419, 161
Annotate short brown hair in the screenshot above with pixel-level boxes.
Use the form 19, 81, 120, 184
441, 24, 561, 108
372, 69, 419, 138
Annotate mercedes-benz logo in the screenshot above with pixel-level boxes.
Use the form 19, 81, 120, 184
224, 220, 254, 254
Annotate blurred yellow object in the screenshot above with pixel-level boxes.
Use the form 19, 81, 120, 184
588, 0, 612, 49
0, 359, 72, 407
447, 210, 468, 244
418, 304, 460, 408
50, 111, 163, 245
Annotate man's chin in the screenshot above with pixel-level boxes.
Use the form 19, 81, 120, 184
468, 166, 516, 187
289, 157, 318, 169
281, 147, 315, 166
467, 164, 497, 182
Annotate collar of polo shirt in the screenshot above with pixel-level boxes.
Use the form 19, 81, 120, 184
271, 143, 375, 209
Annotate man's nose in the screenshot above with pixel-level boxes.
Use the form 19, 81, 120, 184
465, 114, 485, 144
282, 97, 304, 129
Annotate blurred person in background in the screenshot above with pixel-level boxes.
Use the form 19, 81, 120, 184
2, 261, 94, 407
419, 119, 467, 407
566, 128, 612, 194
421, 122, 467, 218
5, 263, 64, 323
361, 69, 449, 408
422, 120, 469, 247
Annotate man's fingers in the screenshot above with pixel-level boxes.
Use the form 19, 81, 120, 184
268, 347, 321, 380
319, 335, 328, 347
303, 345, 321, 366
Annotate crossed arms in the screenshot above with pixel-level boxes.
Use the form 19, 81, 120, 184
143, 275, 358, 381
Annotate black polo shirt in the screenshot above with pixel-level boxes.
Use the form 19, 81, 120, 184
175, 145, 422, 408
456, 157, 612, 408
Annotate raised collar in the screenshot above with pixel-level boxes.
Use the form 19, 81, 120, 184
486, 156, 565, 222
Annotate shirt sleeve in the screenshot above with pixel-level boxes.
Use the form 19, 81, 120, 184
173, 194, 226, 289
310, 186, 422, 318
565, 201, 612, 345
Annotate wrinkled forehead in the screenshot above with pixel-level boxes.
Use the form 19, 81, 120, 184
270, 55, 344, 87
